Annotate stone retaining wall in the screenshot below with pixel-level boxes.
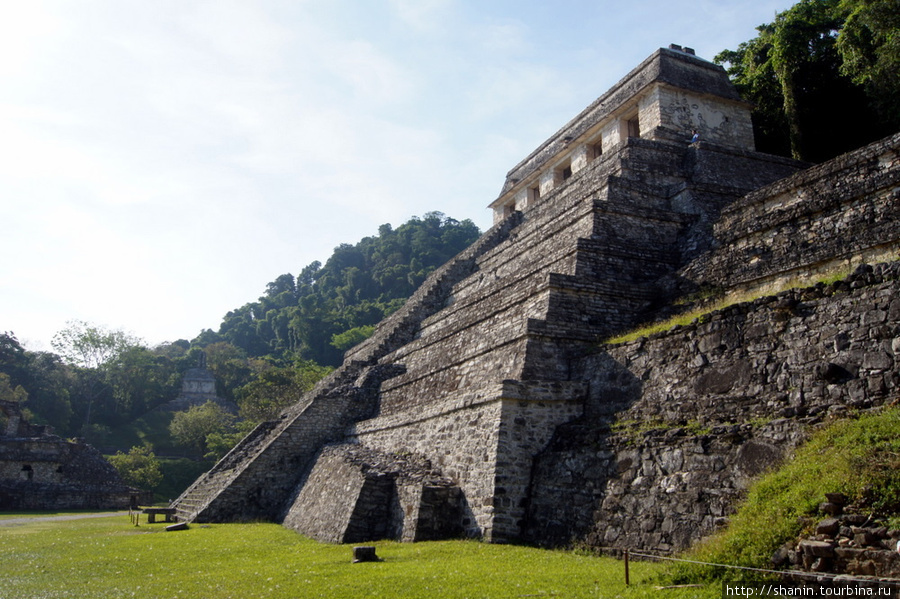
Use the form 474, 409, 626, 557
682, 132, 900, 295
0, 436, 149, 510
526, 262, 900, 552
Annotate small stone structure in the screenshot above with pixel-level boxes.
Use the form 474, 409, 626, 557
162, 351, 236, 413
0, 401, 151, 510
776, 495, 900, 579
172, 46, 900, 553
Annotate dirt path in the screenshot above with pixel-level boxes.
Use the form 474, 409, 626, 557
0, 511, 129, 527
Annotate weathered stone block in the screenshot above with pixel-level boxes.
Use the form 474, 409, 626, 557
816, 518, 841, 537
800, 540, 836, 558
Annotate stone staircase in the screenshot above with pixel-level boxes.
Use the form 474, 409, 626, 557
171, 212, 524, 524
344, 211, 524, 364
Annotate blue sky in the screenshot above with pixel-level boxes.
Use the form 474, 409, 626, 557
0, 0, 795, 351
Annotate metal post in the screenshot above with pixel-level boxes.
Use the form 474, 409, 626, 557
624, 549, 630, 586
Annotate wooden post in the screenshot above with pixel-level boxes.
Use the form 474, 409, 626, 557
624, 549, 630, 586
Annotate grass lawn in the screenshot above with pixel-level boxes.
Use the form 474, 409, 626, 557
0, 513, 716, 599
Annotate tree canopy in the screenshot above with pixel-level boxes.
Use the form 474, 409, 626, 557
212, 212, 481, 366
715, 0, 899, 162
108, 445, 163, 491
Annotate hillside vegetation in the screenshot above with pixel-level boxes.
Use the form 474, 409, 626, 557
210, 211, 480, 366
0, 212, 480, 437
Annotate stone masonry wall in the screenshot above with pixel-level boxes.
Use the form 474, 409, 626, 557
282, 443, 460, 543
349, 390, 505, 538
350, 380, 586, 541
682, 132, 900, 295
344, 136, 792, 541
0, 436, 148, 510
526, 262, 900, 552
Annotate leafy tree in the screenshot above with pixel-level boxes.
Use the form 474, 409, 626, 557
204, 420, 257, 461
715, 0, 897, 162
0, 372, 28, 404
0, 373, 33, 442
836, 0, 900, 128
105, 346, 179, 421
51, 320, 139, 369
201, 342, 263, 400
0, 333, 75, 434
51, 321, 142, 431
767, 0, 846, 160
17, 352, 73, 434
151, 339, 191, 360
108, 445, 163, 491
169, 401, 236, 456
330, 325, 375, 352
236, 360, 332, 423
191, 329, 224, 348
0, 332, 29, 385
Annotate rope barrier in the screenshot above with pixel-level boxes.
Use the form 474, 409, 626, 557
594, 545, 900, 587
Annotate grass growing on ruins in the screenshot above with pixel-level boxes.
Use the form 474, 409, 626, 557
669, 406, 900, 583
604, 264, 857, 345
0, 513, 718, 599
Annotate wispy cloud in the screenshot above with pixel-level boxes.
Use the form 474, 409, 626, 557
388, 0, 455, 33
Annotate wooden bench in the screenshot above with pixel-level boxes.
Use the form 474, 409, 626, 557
142, 507, 177, 524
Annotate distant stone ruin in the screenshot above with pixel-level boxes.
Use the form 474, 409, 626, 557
0, 401, 150, 510
172, 46, 900, 551
162, 350, 236, 413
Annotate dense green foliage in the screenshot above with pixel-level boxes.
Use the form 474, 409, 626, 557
670, 406, 900, 582
213, 211, 480, 366
169, 401, 236, 457
235, 359, 332, 422
107, 445, 163, 492
155, 457, 216, 502
0, 330, 194, 439
0, 515, 716, 599
715, 0, 899, 162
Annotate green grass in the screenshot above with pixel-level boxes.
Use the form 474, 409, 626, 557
604, 264, 856, 345
670, 406, 900, 583
0, 514, 717, 599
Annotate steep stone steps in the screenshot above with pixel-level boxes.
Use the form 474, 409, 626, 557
170, 366, 366, 522
344, 211, 523, 365
172, 212, 524, 524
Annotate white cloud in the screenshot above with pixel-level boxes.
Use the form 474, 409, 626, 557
0, 1, 64, 78
388, 0, 454, 33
